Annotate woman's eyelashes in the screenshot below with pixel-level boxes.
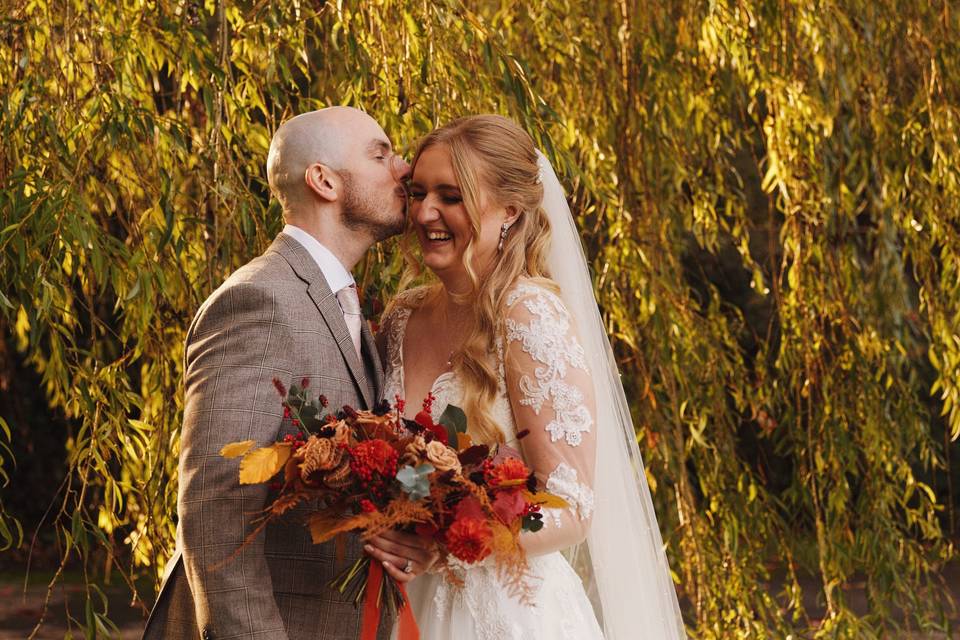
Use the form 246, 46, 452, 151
408, 189, 461, 205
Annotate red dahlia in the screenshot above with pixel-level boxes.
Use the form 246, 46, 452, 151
487, 457, 530, 488
445, 517, 493, 564
349, 439, 399, 480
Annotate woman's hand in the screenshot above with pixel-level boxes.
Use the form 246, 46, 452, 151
364, 529, 440, 583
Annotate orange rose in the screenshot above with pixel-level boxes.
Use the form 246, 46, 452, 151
425, 440, 462, 475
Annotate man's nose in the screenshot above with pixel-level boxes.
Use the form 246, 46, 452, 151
393, 156, 411, 182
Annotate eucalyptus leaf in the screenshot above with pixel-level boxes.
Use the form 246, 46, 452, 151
395, 463, 434, 501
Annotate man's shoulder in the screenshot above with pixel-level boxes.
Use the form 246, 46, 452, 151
222, 248, 296, 289
192, 249, 304, 326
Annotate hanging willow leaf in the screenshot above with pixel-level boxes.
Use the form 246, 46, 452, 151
1, 0, 957, 637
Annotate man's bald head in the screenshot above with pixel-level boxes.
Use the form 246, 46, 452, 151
266, 106, 381, 212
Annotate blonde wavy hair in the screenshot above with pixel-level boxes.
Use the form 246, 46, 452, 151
395, 115, 557, 445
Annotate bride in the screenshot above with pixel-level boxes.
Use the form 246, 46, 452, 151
376, 115, 686, 639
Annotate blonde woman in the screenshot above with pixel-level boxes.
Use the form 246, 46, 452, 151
373, 115, 686, 640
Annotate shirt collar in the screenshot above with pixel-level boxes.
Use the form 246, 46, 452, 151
282, 224, 355, 293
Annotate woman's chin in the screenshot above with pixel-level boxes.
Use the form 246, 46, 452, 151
420, 247, 457, 271
420, 253, 448, 272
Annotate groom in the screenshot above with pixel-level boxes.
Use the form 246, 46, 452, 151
143, 107, 435, 640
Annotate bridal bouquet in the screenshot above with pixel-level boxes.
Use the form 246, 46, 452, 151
220, 379, 566, 640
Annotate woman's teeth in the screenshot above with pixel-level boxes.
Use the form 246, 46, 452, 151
427, 231, 453, 241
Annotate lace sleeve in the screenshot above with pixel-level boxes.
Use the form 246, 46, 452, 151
503, 283, 596, 557
375, 295, 403, 368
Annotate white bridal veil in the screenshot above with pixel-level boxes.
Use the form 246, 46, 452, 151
537, 151, 687, 639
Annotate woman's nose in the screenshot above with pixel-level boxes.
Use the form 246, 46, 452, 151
414, 195, 440, 223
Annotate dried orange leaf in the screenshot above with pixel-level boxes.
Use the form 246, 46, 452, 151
525, 491, 569, 510
283, 457, 299, 485
456, 432, 473, 450
220, 440, 256, 458
309, 512, 368, 544
239, 443, 293, 484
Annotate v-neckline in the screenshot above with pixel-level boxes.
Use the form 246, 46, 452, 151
397, 305, 457, 421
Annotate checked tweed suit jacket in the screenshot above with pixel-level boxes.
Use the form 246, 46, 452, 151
143, 232, 388, 640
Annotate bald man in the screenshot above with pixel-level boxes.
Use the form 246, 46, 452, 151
143, 108, 435, 640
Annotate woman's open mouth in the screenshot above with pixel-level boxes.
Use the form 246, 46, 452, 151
425, 230, 453, 243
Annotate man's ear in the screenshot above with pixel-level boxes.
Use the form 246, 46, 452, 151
305, 163, 339, 202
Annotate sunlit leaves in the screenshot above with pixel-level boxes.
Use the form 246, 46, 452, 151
0, 417, 22, 552
1, 0, 958, 638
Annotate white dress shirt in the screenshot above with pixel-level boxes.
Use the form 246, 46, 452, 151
282, 224, 355, 293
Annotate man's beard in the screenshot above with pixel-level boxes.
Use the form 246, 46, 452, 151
340, 171, 406, 242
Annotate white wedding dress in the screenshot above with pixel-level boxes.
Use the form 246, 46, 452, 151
382, 282, 605, 640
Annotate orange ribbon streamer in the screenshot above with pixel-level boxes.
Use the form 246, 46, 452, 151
360, 561, 420, 640
360, 561, 383, 640
397, 582, 419, 640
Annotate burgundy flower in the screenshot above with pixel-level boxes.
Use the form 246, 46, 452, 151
493, 489, 528, 525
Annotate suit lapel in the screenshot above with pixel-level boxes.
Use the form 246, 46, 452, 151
271, 232, 373, 409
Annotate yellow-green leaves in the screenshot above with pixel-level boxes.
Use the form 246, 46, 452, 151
3, 1, 958, 637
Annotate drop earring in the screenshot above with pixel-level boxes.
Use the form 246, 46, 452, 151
497, 222, 510, 252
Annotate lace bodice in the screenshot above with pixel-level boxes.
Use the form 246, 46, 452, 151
380, 282, 596, 554
381, 287, 518, 448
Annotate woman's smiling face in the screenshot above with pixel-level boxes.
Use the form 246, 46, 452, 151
408, 144, 507, 288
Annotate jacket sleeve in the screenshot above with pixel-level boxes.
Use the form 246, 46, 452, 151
502, 283, 597, 557
178, 281, 293, 639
